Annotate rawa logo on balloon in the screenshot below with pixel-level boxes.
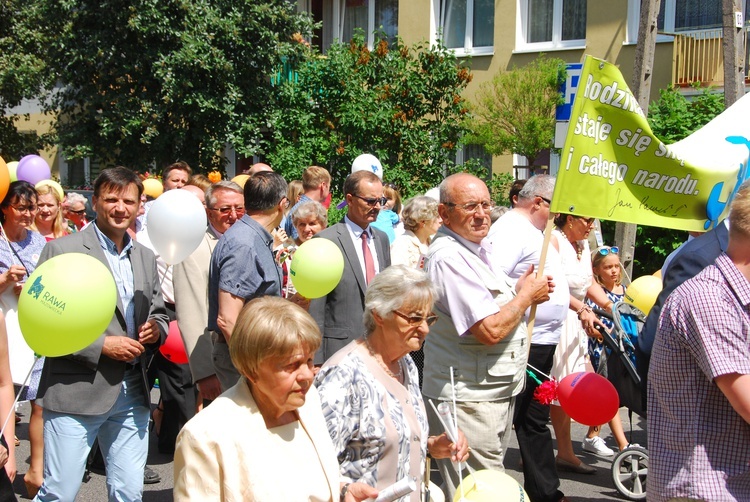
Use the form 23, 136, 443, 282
26, 275, 66, 314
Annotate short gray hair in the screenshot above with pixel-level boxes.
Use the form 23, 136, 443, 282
292, 200, 328, 227
363, 265, 437, 333
63, 192, 87, 208
205, 181, 243, 209
402, 196, 439, 232
518, 174, 556, 200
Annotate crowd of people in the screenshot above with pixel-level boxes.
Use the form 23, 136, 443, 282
0, 157, 747, 502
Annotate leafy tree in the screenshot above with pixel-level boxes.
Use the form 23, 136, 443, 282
0, 0, 51, 159
22, 0, 311, 170
467, 56, 566, 166
265, 34, 474, 198
600, 86, 725, 277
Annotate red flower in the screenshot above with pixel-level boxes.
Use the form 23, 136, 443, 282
533, 378, 558, 405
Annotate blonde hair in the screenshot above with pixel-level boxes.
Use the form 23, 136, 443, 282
229, 297, 321, 378
302, 166, 331, 191
287, 180, 303, 205
591, 247, 622, 287
33, 184, 67, 238
729, 179, 750, 240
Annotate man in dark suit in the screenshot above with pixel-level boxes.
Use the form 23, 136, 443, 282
309, 170, 391, 364
639, 220, 729, 356
35, 167, 169, 502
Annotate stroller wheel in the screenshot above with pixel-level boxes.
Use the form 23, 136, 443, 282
611, 445, 648, 500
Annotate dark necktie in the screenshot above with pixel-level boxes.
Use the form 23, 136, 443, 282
361, 232, 375, 285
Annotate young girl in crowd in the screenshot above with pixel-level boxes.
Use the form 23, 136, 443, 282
583, 246, 635, 454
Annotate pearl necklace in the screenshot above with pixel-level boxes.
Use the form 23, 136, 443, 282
563, 228, 583, 260
362, 337, 403, 381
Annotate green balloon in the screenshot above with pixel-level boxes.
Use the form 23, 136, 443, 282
6, 161, 18, 182
289, 239, 344, 299
19, 253, 117, 357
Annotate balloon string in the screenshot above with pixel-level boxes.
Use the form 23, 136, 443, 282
449, 366, 465, 501
0, 222, 20, 267
0, 355, 37, 438
159, 264, 171, 287
526, 363, 553, 381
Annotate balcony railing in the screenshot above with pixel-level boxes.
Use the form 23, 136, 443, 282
672, 27, 750, 87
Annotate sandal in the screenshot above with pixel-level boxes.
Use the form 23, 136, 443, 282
14, 435, 19, 446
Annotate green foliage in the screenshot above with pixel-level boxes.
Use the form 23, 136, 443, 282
647, 84, 725, 143
467, 56, 566, 165
266, 35, 474, 199
612, 86, 725, 277
0, 0, 51, 158
21, 0, 311, 171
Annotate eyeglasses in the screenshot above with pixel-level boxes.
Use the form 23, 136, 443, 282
10, 205, 38, 214
536, 195, 552, 205
393, 310, 439, 327
353, 194, 388, 207
597, 246, 619, 256
576, 216, 595, 225
444, 201, 493, 213
208, 205, 246, 216
67, 209, 86, 215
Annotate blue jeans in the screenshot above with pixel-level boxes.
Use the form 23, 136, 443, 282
35, 371, 150, 502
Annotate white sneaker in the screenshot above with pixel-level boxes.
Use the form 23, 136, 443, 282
582, 436, 615, 456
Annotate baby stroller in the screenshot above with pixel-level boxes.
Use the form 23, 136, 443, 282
596, 301, 648, 500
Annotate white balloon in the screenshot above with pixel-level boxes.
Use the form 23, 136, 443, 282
146, 189, 207, 265
351, 153, 383, 180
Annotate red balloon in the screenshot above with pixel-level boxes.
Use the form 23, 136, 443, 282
159, 320, 188, 364
557, 372, 619, 426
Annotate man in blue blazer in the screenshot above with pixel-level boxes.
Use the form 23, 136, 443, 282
309, 171, 391, 365
35, 167, 169, 502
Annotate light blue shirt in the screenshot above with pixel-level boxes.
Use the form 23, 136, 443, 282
94, 222, 136, 338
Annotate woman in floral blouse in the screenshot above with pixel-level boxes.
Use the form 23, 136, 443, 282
315, 266, 469, 501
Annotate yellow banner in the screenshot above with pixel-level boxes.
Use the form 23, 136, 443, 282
551, 55, 750, 231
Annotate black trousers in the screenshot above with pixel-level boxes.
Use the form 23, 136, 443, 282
150, 302, 197, 454
514, 344, 564, 502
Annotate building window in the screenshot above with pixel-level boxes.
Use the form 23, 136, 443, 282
628, 0, 750, 43
303, 0, 397, 51
437, 0, 495, 56
516, 0, 586, 51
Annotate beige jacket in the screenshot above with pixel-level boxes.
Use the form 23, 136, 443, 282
173, 378, 340, 501
173, 229, 217, 382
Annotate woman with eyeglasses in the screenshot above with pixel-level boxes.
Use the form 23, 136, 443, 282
0, 181, 48, 497
548, 213, 613, 474
581, 245, 636, 454
62, 192, 89, 232
315, 265, 469, 501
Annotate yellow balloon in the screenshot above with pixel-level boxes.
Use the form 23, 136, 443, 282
454, 470, 529, 502
142, 178, 164, 198
624, 275, 663, 315
19, 253, 117, 357
289, 239, 344, 299
652, 269, 662, 278
231, 174, 250, 188
36, 179, 65, 201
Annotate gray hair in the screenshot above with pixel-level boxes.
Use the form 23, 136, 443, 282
363, 265, 438, 333
402, 196, 439, 232
63, 192, 87, 208
206, 181, 243, 209
518, 174, 556, 200
291, 200, 328, 227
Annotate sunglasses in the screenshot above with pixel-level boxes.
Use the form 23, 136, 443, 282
208, 205, 246, 216
68, 209, 87, 215
353, 194, 388, 207
597, 246, 619, 256
393, 310, 439, 327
